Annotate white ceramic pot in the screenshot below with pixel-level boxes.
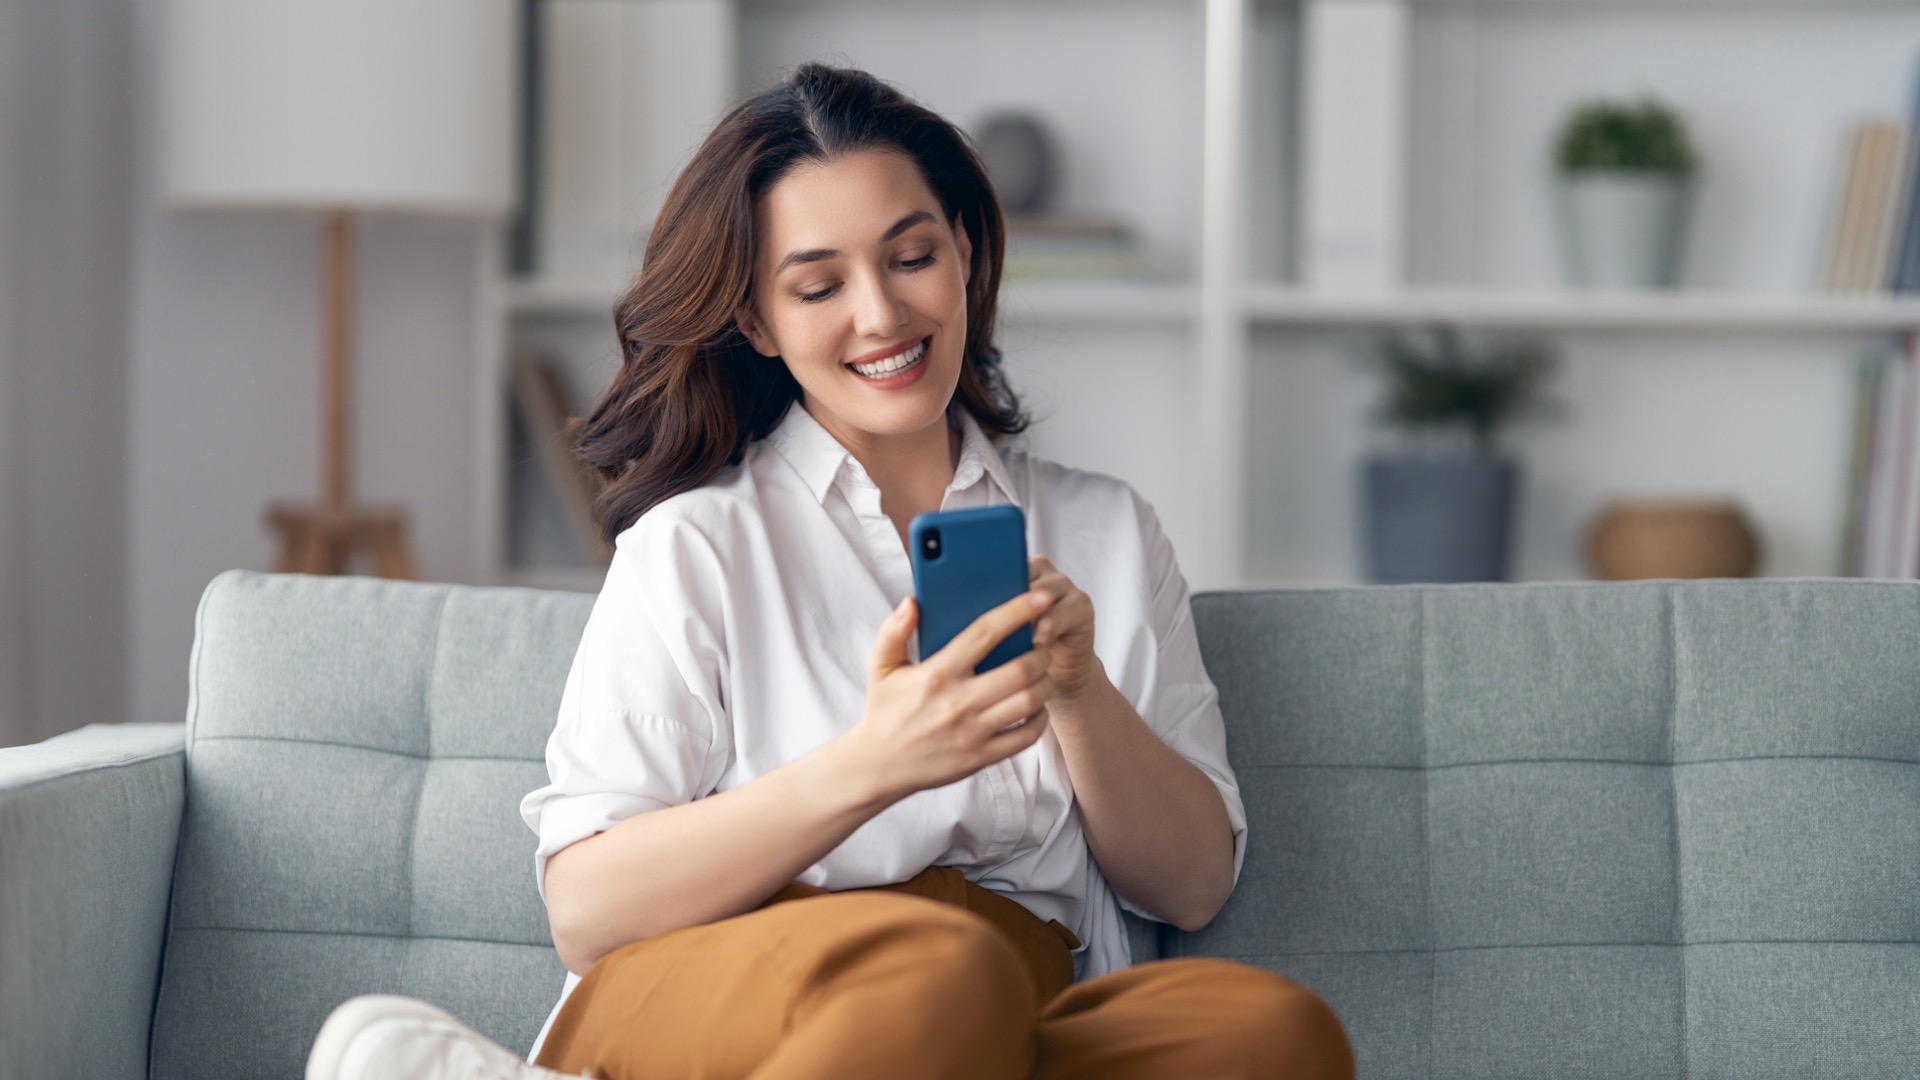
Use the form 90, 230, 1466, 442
1554, 170, 1692, 290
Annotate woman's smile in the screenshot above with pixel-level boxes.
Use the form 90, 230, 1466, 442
848, 336, 931, 386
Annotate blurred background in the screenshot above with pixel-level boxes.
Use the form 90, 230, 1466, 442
6, 0, 1920, 748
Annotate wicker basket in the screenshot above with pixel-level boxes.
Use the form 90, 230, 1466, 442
1584, 498, 1760, 580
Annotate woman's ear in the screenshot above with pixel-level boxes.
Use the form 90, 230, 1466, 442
734, 303, 780, 358
952, 213, 973, 287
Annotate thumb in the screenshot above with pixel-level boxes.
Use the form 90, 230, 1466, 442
868, 596, 917, 680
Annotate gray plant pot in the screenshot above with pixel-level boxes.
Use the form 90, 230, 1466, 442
1555, 171, 1692, 290
1363, 454, 1518, 584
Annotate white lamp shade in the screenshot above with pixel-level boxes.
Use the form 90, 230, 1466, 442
163, 0, 518, 217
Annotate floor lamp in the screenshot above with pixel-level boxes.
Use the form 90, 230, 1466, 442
161, 0, 516, 579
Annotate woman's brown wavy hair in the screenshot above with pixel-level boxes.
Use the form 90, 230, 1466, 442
570, 63, 1027, 547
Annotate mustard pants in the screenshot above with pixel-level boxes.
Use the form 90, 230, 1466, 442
535, 868, 1355, 1080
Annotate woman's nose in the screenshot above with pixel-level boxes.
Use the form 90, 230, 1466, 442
850, 270, 907, 339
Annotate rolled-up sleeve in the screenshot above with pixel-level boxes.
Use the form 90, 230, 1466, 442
1117, 489, 1249, 917
518, 513, 731, 903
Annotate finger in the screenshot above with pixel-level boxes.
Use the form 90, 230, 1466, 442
931, 589, 1054, 673
982, 707, 1051, 760
1029, 574, 1067, 602
1048, 594, 1091, 636
959, 643, 1052, 703
1036, 589, 1090, 643
975, 675, 1055, 731
867, 596, 917, 681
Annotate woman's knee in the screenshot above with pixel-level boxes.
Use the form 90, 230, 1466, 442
1189, 961, 1353, 1080
806, 894, 1035, 1005
796, 894, 1038, 1076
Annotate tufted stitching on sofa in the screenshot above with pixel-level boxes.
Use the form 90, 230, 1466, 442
166, 924, 557, 947
398, 590, 452, 1001
187, 733, 539, 762
1417, 587, 1436, 1080
1665, 586, 1690, 1080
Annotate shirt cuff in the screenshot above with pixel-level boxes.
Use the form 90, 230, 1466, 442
529, 790, 672, 904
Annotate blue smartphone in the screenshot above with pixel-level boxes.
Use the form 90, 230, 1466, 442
908, 505, 1033, 674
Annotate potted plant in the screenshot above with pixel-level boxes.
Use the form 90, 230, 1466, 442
1553, 94, 1700, 289
1362, 325, 1564, 583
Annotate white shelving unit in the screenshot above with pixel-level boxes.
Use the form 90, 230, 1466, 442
1245, 287, 1920, 332
477, 0, 1920, 593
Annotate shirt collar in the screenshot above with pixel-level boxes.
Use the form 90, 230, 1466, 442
764, 401, 853, 505
949, 409, 1023, 509
763, 402, 1021, 508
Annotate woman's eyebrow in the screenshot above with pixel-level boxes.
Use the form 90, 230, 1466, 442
773, 210, 938, 275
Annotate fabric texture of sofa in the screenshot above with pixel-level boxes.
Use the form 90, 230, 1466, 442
1, 568, 1916, 1078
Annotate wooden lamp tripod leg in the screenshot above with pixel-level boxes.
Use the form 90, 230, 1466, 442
267, 210, 420, 580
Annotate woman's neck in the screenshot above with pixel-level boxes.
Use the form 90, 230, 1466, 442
804, 401, 960, 548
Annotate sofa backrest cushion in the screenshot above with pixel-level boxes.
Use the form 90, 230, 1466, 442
1171, 581, 1920, 1080
152, 571, 586, 1077
155, 572, 1920, 1079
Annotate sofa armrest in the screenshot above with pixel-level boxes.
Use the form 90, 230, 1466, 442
0, 722, 187, 1080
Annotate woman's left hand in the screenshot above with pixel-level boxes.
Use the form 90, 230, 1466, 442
1028, 556, 1099, 704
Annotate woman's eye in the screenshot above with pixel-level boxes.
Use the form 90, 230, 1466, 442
899, 253, 935, 270
796, 285, 837, 304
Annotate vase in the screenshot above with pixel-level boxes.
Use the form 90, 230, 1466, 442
1584, 498, 1760, 579
1362, 454, 1518, 584
1555, 170, 1692, 290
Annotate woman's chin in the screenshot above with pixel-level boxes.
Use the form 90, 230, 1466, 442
809, 374, 959, 445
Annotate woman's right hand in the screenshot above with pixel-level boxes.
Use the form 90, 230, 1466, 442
842, 591, 1059, 803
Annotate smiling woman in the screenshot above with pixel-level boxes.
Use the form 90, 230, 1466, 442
304, 63, 1353, 1080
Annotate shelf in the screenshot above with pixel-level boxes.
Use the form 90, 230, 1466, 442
1244, 286, 1920, 332
999, 280, 1197, 323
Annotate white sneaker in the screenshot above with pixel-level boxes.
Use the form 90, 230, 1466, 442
306, 994, 590, 1080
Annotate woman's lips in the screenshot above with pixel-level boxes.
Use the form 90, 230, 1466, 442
848, 336, 930, 388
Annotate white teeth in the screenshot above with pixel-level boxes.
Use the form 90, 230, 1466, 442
852, 339, 926, 378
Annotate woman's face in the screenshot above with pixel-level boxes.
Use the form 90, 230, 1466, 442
736, 148, 973, 452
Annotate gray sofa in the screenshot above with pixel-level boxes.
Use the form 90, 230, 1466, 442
3, 569, 1916, 1078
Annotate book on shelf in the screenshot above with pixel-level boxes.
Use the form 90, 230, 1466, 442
1298, 0, 1407, 293
1894, 51, 1920, 292
1848, 330, 1920, 578
532, 0, 732, 284
511, 352, 612, 569
1821, 114, 1920, 296
1839, 351, 1879, 576
1001, 213, 1157, 281
1827, 120, 1889, 294
1819, 122, 1867, 293
1865, 124, 1913, 292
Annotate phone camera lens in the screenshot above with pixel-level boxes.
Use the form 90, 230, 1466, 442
923, 529, 941, 558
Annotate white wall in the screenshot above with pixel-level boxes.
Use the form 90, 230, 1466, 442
0, 0, 25, 745
0, 0, 133, 747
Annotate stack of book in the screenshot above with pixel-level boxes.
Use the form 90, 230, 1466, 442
1818, 49, 1920, 296
1817, 118, 1920, 295
1001, 214, 1156, 282
511, 353, 613, 570
1841, 330, 1920, 577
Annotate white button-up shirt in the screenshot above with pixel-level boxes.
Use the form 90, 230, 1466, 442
519, 402, 1248, 1059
